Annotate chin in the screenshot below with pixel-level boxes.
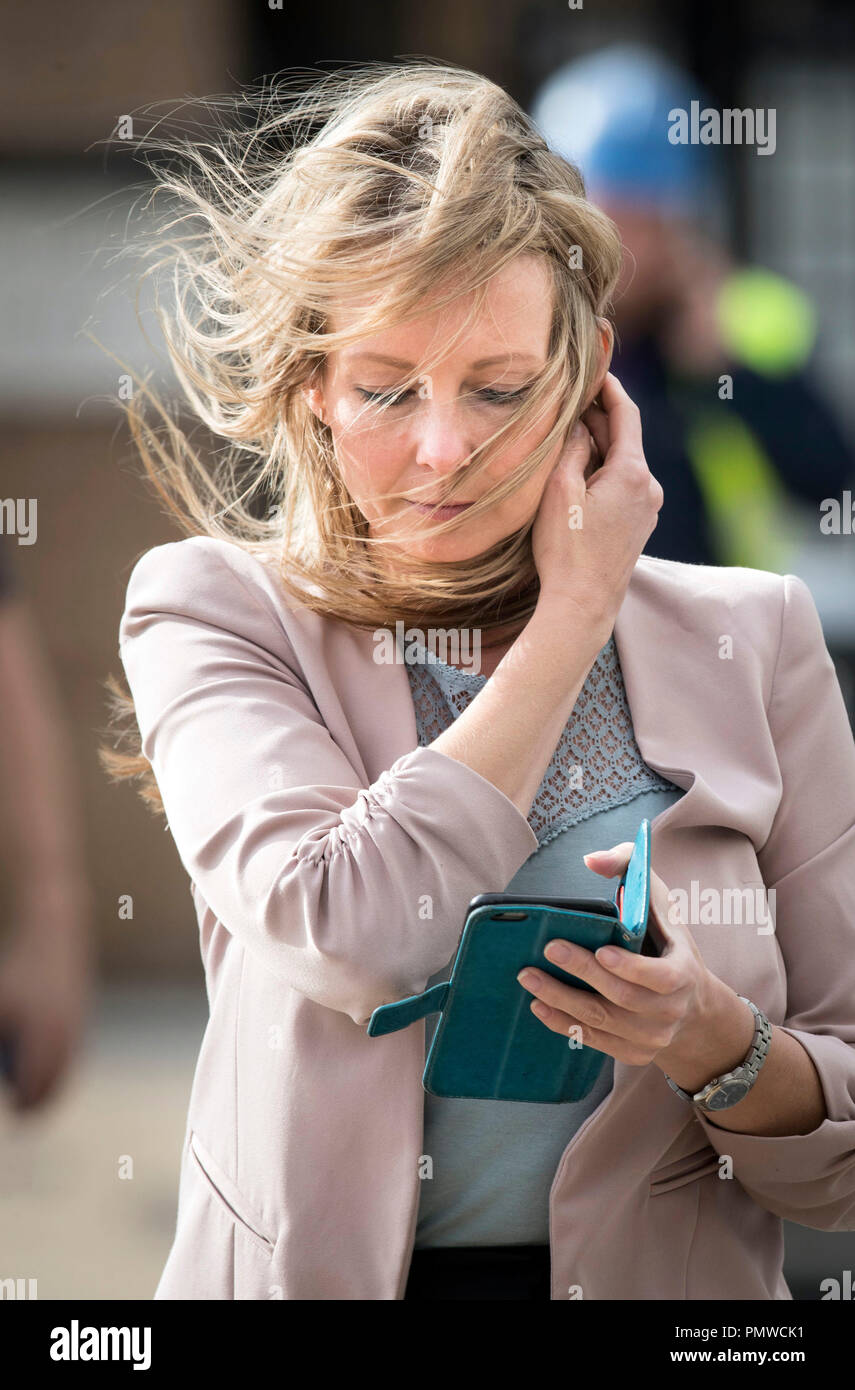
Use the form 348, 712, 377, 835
373, 511, 507, 563
397, 542, 475, 563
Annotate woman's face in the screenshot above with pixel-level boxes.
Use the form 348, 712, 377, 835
302, 253, 571, 565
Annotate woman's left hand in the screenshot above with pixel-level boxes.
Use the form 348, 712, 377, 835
517, 841, 723, 1071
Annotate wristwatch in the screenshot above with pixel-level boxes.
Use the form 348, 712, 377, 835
664, 996, 772, 1112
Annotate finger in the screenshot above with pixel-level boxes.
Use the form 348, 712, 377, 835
580, 402, 609, 461
527, 971, 680, 1051
593, 918, 689, 996
537, 939, 657, 1014
518, 966, 626, 1037
562, 420, 594, 474
519, 967, 668, 1042
582, 840, 634, 878
597, 372, 644, 454
528, 1002, 657, 1067
582, 434, 601, 481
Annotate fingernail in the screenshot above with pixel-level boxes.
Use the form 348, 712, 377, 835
544, 941, 571, 964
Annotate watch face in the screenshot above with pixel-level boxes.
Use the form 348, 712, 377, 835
706, 1079, 751, 1110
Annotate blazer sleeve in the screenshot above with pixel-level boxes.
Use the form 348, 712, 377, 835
118, 538, 539, 1027
694, 572, 855, 1230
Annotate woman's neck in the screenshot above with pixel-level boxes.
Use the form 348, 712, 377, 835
414, 614, 529, 671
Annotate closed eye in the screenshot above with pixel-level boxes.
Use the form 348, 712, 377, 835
355, 385, 533, 407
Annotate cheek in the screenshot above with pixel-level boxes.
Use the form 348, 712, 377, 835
485, 418, 563, 508
329, 413, 406, 505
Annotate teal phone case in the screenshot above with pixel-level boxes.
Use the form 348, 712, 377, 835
367, 819, 653, 1103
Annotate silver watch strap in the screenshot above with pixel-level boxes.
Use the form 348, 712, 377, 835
665, 996, 772, 1107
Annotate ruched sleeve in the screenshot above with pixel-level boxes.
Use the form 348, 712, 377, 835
118, 538, 539, 1026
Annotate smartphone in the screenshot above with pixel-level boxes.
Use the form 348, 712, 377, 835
468, 874, 665, 982
421, 891, 656, 1102
460, 894, 661, 1005
367, 819, 662, 1102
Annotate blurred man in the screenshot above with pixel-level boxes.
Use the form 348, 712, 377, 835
531, 43, 855, 568
0, 541, 94, 1111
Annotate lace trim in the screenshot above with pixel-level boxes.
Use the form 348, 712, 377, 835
404, 635, 677, 846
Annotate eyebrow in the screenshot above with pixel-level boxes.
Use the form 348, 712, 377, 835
345, 351, 542, 369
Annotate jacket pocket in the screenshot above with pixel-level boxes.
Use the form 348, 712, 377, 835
188, 1130, 276, 1255
649, 1144, 722, 1196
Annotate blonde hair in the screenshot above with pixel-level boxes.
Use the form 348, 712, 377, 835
100, 58, 622, 812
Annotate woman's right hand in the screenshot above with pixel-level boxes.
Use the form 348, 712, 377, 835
531, 372, 663, 631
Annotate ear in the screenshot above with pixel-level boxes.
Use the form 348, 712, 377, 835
301, 372, 327, 425
587, 318, 614, 405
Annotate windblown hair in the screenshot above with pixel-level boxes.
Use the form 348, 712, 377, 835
100, 58, 622, 812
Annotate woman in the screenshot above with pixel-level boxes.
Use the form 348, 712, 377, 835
105, 61, 855, 1300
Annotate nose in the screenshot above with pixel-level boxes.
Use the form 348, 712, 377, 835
412, 401, 473, 476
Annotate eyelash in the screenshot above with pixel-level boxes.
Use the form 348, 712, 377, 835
355, 386, 532, 407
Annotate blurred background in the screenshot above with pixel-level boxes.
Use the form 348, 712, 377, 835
1, 0, 854, 1300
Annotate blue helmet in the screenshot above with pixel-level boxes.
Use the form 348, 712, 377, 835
530, 42, 723, 215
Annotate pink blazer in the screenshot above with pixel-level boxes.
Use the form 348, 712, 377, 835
118, 535, 855, 1300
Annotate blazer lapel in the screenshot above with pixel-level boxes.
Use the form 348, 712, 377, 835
334, 621, 422, 783
613, 559, 757, 841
